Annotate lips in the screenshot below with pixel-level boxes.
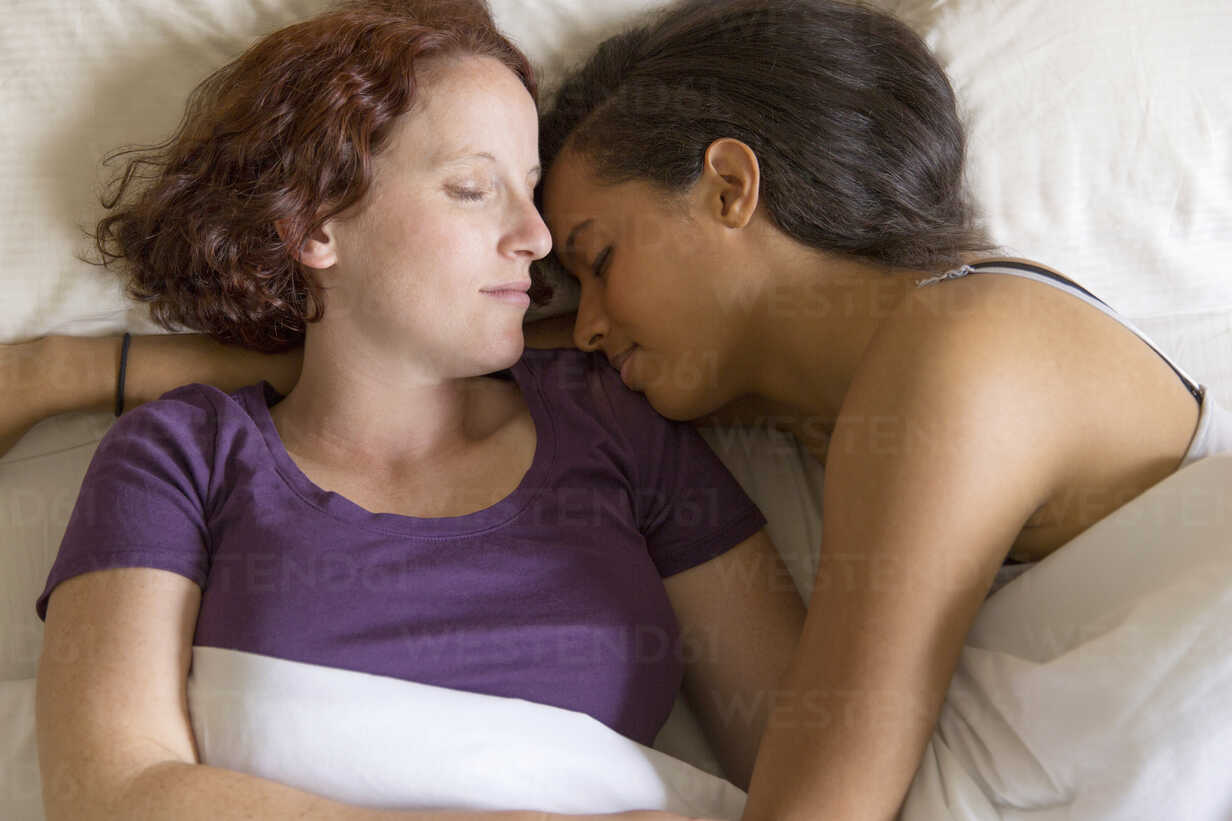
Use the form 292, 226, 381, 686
481, 280, 533, 308
609, 345, 637, 373
480, 280, 532, 295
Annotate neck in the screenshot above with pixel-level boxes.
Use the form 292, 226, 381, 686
269, 327, 513, 472
732, 238, 930, 431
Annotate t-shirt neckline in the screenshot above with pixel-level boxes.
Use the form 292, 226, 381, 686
242, 355, 555, 538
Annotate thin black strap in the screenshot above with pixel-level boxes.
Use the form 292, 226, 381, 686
969, 260, 1111, 307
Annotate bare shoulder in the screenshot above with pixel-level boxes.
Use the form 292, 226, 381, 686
887, 254, 1130, 381
876, 262, 1073, 393
836, 269, 1085, 504
888, 253, 1197, 449
866, 256, 1202, 557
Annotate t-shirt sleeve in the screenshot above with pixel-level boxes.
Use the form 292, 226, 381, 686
35, 386, 217, 622
596, 368, 768, 578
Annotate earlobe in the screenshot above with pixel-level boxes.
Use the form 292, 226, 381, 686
274, 218, 338, 270
701, 138, 761, 230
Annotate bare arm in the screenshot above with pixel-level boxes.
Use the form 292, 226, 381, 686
735, 306, 1068, 820
0, 333, 301, 458
662, 530, 806, 790
38, 567, 397, 821
3, 313, 581, 460
37, 568, 692, 821
2, 324, 829, 466
48, 333, 304, 409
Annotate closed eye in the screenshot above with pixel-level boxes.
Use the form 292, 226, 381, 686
592, 246, 613, 279
448, 186, 488, 202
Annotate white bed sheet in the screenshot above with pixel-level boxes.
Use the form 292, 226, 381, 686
905, 453, 1232, 819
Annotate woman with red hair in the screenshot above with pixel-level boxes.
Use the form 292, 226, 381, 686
24, 3, 804, 820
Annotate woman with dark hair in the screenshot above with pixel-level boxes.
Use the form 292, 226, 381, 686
535, 1, 1232, 819
8, 0, 1231, 819
24, 3, 805, 820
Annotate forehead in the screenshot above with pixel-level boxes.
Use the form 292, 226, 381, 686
543, 149, 673, 243
542, 149, 623, 235
386, 55, 539, 166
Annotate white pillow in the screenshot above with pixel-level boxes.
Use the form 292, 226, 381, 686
0, 0, 339, 343
921, 0, 1232, 401
0, 412, 112, 681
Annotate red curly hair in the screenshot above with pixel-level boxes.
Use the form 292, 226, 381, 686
93, 0, 542, 353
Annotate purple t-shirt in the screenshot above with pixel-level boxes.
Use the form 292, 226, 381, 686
36, 348, 766, 745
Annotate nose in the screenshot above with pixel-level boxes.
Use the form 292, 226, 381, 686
503, 196, 554, 262
572, 280, 608, 352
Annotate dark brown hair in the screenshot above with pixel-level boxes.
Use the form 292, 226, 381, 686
539, 0, 995, 273
93, 0, 541, 353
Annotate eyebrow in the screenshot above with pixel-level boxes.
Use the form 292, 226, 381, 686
437, 150, 497, 166
564, 218, 595, 260
437, 151, 541, 184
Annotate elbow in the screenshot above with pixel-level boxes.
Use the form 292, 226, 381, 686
42, 759, 192, 821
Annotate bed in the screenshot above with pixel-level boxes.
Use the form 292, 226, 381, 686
2, 0, 1230, 818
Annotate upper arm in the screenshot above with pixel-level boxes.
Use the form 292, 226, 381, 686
773, 306, 1073, 811
37, 567, 202, 821
663, 529, 806, 790
822, 305, 1067, 602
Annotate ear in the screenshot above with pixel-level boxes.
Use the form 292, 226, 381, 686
275, 219, 339, 270
695, 138, 761, 230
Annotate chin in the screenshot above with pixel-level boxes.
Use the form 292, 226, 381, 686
480, 331, 525, 371
636, 356, 730, 422
641, 385, 716, 423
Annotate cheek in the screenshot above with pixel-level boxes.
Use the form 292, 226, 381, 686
355, 184, 476, 258
335, 214, 482, 319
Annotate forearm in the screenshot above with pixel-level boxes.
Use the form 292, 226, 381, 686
1, 333, 302, 459
47, 333, 303, 413
98, 760, 562, 821
737, 668, 936, 821
737, 550, 958, 821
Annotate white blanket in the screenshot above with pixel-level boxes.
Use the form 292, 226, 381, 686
905, 452, 1232, 819
186, 646, 748, 819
